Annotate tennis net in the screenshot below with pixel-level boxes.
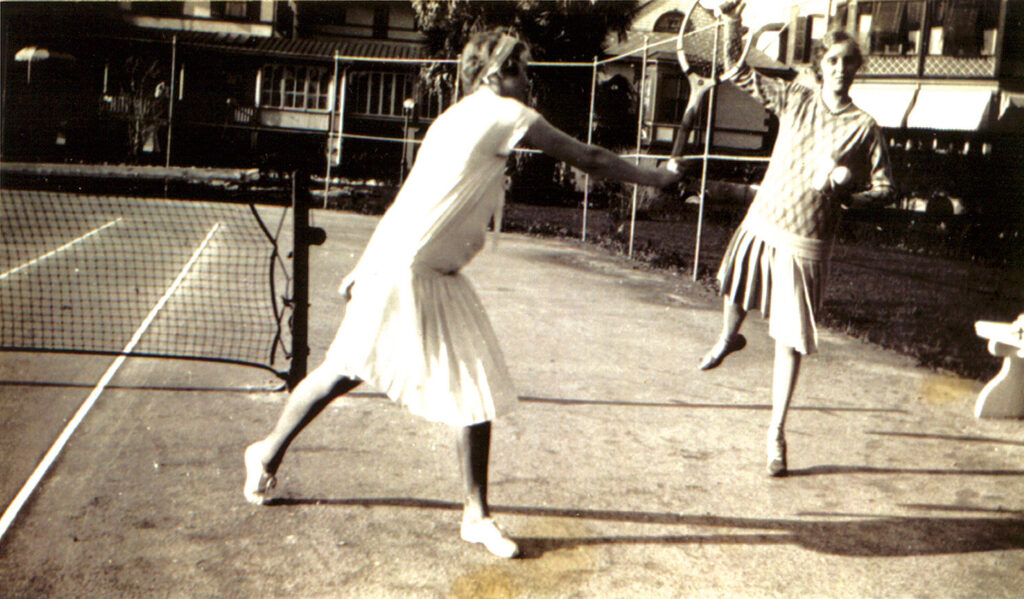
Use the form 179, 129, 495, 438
1, 186, 299, 378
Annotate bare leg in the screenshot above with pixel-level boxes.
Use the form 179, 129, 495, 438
720, 296, 747, 341
766, 341, 801, 476
699, 296, 748, 370
244, 366, 360, 504
259, 367, 360, 473
457, 421, 518, 558
457, 421, 491, 522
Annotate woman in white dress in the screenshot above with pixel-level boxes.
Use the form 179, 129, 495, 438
243, 31, 681, 558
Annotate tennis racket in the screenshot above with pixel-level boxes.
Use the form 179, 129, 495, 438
670, 0, 784, 156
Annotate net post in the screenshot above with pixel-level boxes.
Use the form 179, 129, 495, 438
288, 170, 312, 389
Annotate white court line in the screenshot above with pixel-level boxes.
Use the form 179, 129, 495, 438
0, 218, 123, 280
0, 223, 221, 542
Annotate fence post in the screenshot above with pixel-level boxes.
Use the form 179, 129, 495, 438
324, 50, 340, 208
693, 21, 721, 282
583, 57, 597, 242
629, 36, 650, 259
163, 34, 177, 196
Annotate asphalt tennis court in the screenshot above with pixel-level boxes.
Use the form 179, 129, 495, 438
1, 206, 1023, 598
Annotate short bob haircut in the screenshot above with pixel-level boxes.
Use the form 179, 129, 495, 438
810, 30, 864, 77
459, 31, 531, 95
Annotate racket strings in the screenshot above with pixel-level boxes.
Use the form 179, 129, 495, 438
681, 13, 747, 79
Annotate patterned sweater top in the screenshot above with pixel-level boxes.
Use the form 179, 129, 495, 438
730, 65, 894, 259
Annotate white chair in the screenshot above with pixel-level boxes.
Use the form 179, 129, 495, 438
974, 314, 1024, 419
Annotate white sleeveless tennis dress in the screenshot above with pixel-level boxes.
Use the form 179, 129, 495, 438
324, 87, 540, 427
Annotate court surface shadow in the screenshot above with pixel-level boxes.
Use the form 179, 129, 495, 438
267, 496, 1024, 559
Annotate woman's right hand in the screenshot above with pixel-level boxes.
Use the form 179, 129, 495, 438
652, 164, 685, 189
701, 0, 744, 18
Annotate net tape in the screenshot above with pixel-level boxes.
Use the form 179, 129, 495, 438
1, 189, 293, 375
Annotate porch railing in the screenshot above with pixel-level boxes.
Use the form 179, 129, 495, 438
923, 55, 997, 78
860, 54, 997, 78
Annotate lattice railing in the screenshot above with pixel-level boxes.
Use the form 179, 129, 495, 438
861, 55, 919, 76
923, 56, 997, 78
859, 55, 997, 79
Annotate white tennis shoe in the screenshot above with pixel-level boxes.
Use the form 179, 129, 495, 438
460, 516, 520, 558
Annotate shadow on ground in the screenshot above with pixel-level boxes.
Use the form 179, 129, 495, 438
266, 495, 1024, 559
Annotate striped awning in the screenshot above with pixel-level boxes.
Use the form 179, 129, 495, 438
172, 31, 429, 61
906, 86, 995, 131
98, 29, 430, 62
849, 83, 918, 129
995, 91, 1024, 133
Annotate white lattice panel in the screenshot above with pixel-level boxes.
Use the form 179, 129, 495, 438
924, 56, 996, 77
861, 55, 918, 76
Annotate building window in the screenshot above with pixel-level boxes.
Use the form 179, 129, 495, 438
348, 71, 413, 117
373, 5, 389, 39
832, 2, 850, 29
128, 1, 185, 18
348, 71, 452, 119
653, 11, 683, 33
855, 0, 999, 58
653, 69, 686, 124
786, 14, 827, 63
857, 1, 925, 55
217, 2, 251, 20
807, 14, 827, 59
930, 0, 1000, 57
259, 65, 333, 111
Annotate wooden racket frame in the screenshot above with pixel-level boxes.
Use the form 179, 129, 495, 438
670, 1, 784, 157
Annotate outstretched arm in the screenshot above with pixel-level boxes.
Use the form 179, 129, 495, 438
522, 115, 681, 188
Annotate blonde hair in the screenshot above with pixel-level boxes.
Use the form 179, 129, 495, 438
459, 31, 530, 95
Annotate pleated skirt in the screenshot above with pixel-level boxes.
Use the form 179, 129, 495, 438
717, 226, 829, 355
323, 263, 516, 427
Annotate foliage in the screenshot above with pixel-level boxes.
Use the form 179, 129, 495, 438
411, 1, 637, 62
411, 0, 638, 136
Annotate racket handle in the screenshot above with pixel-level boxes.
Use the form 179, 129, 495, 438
671, 91, 707, 157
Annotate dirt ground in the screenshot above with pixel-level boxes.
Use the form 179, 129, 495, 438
1, 210, 1022, 598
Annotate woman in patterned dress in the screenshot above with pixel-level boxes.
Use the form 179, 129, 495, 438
698, 18, 895, 477
243, 31, 681, 558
